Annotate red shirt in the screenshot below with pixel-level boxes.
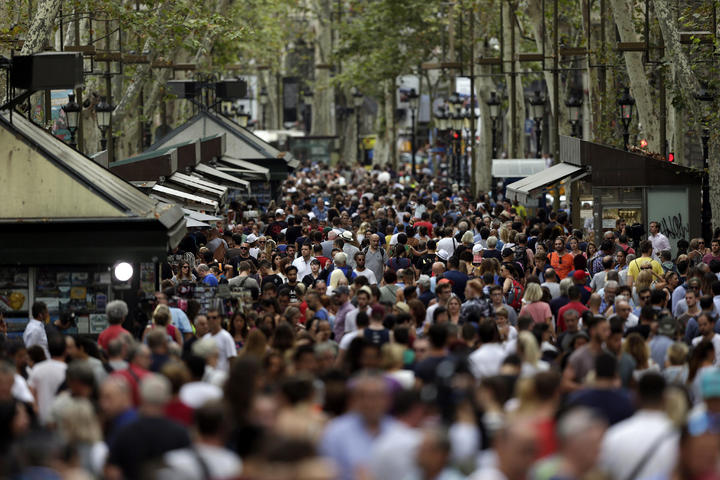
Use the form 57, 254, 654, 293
557, 301, 589, 332
316, 255, 331, 269
165, 398, 194, 426
113, 364, 149, 406
98, 324, 131, 351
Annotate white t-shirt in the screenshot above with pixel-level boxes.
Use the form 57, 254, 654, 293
468, 344, 507, 379
203, 330, 237, 372
353, 268, 378, 285
179, 381, 223, 409
27, 359, 67, 425
164, 444, 242, 480
437, 237, 457, 257
339, 330, 362, 351
12, 373, 34, 403
344, 306, 373, 333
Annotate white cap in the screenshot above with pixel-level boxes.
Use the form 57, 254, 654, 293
275, 208, 285, 216
437, 249, 450, 261
246, 234, 258, 243
341, 231, 353, 240
472, 244, 483, 254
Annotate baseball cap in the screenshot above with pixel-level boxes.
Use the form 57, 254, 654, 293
573, 270, 588, 282
436, 249, 450, 261
657, 315, 676, 337
246, 234, 258, 243
472, 244, 483, 254
394, 302, 410, 313
275, 208, 285, 216
501, 248, 514, 258
333, 285, 350, 296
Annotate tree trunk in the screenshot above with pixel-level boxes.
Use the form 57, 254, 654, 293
311, 0, 334, 136
503, 1, 525, 158
609, 0, 660, 151
19, 0, 61, 54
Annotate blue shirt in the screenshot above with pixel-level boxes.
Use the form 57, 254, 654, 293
650, 335, 674, 369
170, 307, 192, 334
202, 274, 218, 287
320, 413, 397, 480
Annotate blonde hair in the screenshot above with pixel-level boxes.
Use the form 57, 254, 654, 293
667, 342, 689, 366
381, 343, 405, 370
55, 398, 102, 444
517, 331, 541, 366
636, 270, 654, 291
152, 304, 171, 326
623, 333, 650, 369
523, 283, 544, 303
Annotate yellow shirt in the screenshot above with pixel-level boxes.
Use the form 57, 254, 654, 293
627, 256, 664, 281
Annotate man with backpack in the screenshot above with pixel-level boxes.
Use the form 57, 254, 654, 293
364, 234, 386, 284
514, 234, 534, 277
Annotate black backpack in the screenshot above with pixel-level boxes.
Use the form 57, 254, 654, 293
514, 245, 528, 272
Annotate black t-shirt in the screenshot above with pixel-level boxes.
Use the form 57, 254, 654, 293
483, 249, 502, 262
108, 416, 191, 479
414, 355, 447, 384
261, 274, 284, 290
286, 226, 303, 246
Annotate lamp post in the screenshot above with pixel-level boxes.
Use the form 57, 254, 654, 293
529, 89, 546, 158
302, 89, 313, 135
406, 88, 419, 177
353, 88, 364, 164
696, 83, 715, 243
259, 86, 268, 129
486, 91, 501, 159
565, 94, 583, 138
235, 105, 250, 128
618, 87, 635, 151
96, 96, 113, 151
434, 105, 449, 181
62, 93, 81, 149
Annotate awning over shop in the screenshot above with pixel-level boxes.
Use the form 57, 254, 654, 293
167, 172, 228, 203
194, 163, 251, 188
506, 162, 587, 203
0, 112, 185, 264
150, 185, 218, 211
220, 156, 271, 180
182, 209, 223, 222
492, 159, 547, 178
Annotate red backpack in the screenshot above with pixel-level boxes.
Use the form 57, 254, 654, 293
506, 279, 524, 312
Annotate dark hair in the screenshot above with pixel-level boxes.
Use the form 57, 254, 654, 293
194, 400, 227, 436
356, 311, 370, 329
477, 319, 499, 343
48, 334, 66, 358
428, 324, 448, 349
31, 301, 47, 319
595, 352, 617, 379
637, 372, 666, 407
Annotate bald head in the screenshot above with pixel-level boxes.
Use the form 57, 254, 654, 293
544, 268, 557, 281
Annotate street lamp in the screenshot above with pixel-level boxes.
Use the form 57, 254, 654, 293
235, 105, 250, 128
62, 93, 81, 149
618, 87, 635, 151
565, 94, 583, 138
486, 91, 501, 159
406, 88, 420, 176
259, 86, 268, 129
528, 89, 546, 158
695, 83, 715, 243
302, 89, 313, 135
96, 96, 113, 151
352, 88, 364, 164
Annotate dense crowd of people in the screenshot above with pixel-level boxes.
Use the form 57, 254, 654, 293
3, 162, 720, 479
